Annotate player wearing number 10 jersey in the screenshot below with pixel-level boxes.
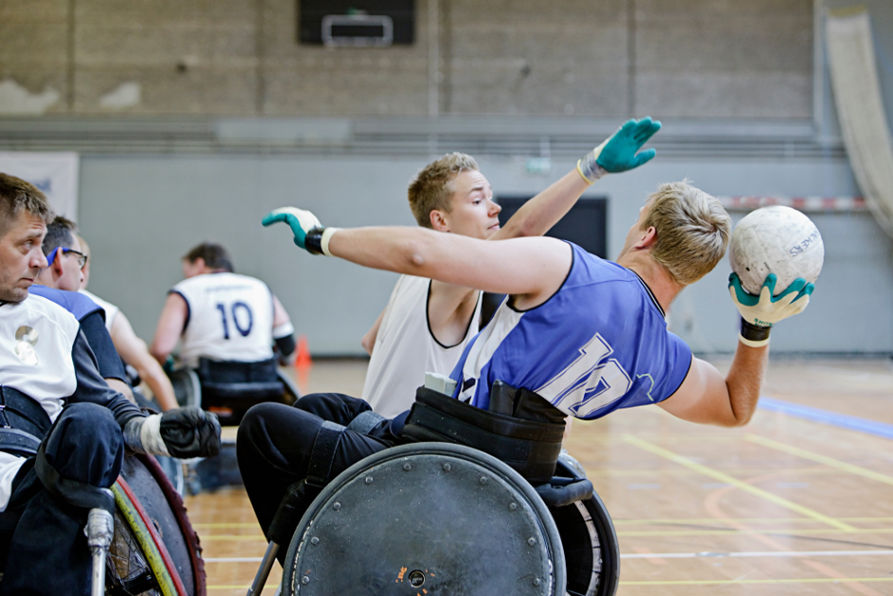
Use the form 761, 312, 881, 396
150, 243, 296, 369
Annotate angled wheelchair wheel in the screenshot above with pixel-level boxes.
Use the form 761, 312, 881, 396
551, 455, 620, 596
281, 442, 566, 595
106, 453, 206, 596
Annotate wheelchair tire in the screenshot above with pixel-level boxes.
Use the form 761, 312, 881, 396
106, 454, 206, 596
551, 457, 620, 596
282, 442, 566, 595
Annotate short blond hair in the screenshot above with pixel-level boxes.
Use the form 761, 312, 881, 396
644, 181, 730, 285
407, 153, 479, 227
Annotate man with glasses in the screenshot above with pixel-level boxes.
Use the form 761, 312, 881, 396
32, 216, 134, 402
0, 172, 220, 594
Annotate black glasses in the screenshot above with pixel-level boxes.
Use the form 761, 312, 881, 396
46, 247, 88, 269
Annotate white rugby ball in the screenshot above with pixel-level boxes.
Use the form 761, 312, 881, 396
728, 205, 824, 295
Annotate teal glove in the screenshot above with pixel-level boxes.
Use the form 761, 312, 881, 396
262, 207, 335, 255
729, 272, 814, 346
577, 117, 662, 183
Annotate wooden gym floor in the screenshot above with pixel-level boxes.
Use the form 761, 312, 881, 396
184, 355, 893, 595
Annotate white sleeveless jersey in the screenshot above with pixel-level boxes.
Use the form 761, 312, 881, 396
362, 275, 482, 418
173, 272, 275, 368
80, 289, 119, 332
0, 294, 80, 509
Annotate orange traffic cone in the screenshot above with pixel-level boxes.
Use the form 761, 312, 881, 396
294, 335, 312, 394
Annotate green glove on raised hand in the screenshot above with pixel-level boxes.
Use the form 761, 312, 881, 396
262, 207, 336, 255
577, 117, 662, 183
728, 272, 814, 347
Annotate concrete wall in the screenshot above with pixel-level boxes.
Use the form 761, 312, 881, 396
1, 0, 892, 356
1, 0, 813, 119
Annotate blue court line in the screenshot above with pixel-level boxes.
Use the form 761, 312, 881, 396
759, 397, 893, 440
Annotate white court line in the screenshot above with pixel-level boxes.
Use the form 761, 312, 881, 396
206, 550, 893, 564
621, 549, 893, 559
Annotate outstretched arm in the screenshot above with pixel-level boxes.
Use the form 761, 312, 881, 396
262, 209, 573, 311
659, 273, 814, 426
495, 117, 661, 240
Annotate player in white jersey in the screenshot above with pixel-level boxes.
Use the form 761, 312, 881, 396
151, 242, 295, 369
362, 118, 663, 417
362, 274, 483, 417
0, 173, 220, 594
151, 243, 296, 422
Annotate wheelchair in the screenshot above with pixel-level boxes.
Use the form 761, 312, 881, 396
106, 452, 206, 595
168, 358, 300, 495
169, 358, 301, 427
0, 452, 205, 596
254, 443, 619, 596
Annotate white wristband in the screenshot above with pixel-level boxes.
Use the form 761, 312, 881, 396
140, 414, 171, 457
320, 227, 339, 256
738, 334, 770, 348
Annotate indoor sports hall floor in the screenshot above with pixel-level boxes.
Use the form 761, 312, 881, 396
184, 356, 893, 595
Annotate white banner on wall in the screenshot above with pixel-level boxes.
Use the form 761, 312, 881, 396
0, 152, 79, 218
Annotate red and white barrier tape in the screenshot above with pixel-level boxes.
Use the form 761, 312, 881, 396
718, 196, 866, 212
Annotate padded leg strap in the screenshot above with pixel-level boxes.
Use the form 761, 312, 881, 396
34, 442, 115, 513
305, 420, 345, 488
346, 410, 386, 434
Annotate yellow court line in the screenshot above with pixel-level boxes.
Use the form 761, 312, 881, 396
745, 434, 893, 486
192, 522, 261, 529
621, 577, 893, 586
196, 534, 268, 542
622, 434, 856, 532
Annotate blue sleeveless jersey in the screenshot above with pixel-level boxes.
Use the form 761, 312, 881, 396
450, 243, 692, 420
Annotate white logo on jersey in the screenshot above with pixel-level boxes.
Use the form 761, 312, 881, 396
14, 326, 39, 365
537, 333, 632, 417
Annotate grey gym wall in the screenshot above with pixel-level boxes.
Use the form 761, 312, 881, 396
0, 0, 891, 356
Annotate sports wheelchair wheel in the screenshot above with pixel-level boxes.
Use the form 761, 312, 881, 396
549, 455, 620, 596
281, 442, 567, 595
106, 453, 206, 595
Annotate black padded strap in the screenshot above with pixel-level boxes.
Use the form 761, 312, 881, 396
535, 476, 594, 508
401, 387, 566, 484
305, 420, 344, 488
33, 442, 115, 512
